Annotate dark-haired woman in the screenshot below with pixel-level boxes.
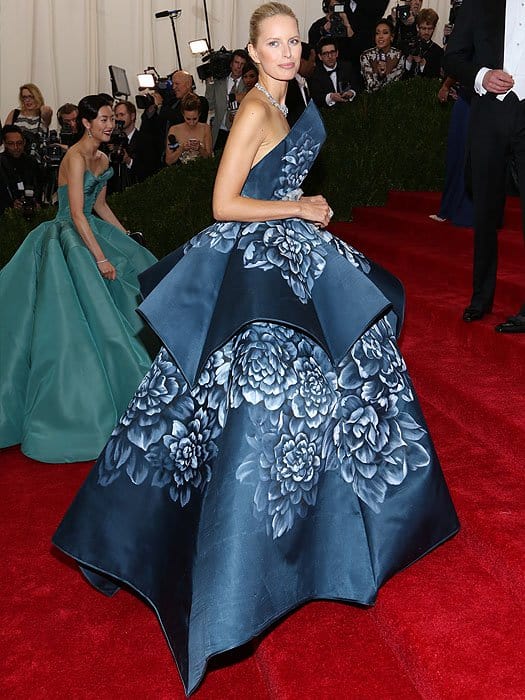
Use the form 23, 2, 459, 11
165, 93, 212, 166
360, 20, 404, 92
0, 95, 157, 463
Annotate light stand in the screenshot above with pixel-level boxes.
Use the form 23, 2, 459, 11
202, 0, 212, 52
155, 9, 183, 70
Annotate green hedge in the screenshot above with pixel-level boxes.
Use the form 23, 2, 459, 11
0, 79, 449, 267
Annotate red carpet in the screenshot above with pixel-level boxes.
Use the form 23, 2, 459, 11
1, 191, 524, 699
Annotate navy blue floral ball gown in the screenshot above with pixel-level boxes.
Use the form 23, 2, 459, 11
53, 102, 459, 695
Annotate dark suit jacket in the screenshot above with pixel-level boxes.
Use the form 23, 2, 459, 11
126, 129, 159, 183
286, 78, 310, 128
345, 1, 389, 54
309, 61, 360, 109
443, 0, 505, 90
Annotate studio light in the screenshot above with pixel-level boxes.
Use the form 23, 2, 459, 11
189, 38, 209, 55
137, 73, 156, 89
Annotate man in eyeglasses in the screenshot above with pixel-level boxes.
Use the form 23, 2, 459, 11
309, 38, 360, 109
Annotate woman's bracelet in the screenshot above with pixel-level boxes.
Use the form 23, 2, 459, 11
96, 258, 108, 265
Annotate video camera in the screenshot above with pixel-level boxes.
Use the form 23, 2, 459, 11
108, 119, 128, 164
197, 47, 233, 82
135, 68, 173, 109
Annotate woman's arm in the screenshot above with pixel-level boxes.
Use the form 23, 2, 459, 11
4, 109, 14, 125
93, 185, 127, 232
165, 125, 184, 166
41, 105, 53, 129
212, 99, 330, 226
65, 152, 116, 279
198, 124, 212, 159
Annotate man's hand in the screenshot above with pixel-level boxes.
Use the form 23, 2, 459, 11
483, 69, 514, 94
330, 92, 347, 103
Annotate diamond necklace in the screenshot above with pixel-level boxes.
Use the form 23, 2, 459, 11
255, 82, 289, 118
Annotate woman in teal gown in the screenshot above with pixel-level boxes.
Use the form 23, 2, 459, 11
53, 5, 459, 695
0, 95, 157, 463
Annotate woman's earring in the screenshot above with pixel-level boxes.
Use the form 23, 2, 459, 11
87, 127, 93, 138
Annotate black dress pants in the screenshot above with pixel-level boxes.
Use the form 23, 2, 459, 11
468, 92, 525, 311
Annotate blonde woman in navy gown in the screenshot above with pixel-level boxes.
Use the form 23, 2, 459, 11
54, 4, 458, 694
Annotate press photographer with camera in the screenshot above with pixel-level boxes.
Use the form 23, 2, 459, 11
165, 93, 212, 166
57, 103, 81, 149
308, 1, 354, 62
0, 125, 44, 218
309, 2, 388, 64
404, 10, 444, 80
205, 49, 248, 151
106, 101, 158, 194
360, 19, 403, 92
391, 0, 421, 56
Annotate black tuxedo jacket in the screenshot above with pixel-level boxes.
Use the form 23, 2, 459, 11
443, 0, 505, 90
309, 61, 360, 109
286, 78, 310, 128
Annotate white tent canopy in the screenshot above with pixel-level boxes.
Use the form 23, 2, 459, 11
0, 0, 450, 128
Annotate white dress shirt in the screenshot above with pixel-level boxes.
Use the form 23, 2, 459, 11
475, 1, 525, 100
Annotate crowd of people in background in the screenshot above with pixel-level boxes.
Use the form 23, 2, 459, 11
0, 0, 454, 219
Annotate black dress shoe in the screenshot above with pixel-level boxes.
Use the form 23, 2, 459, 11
462, 307, 486, 322
495, 315, 525, 333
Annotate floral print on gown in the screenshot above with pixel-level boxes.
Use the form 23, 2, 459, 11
54, 102, 459, 695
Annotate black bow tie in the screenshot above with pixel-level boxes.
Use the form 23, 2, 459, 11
326, 68, 337, 74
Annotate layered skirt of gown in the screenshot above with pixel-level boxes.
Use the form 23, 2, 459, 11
0, 168, 157, 462
53, 104, 459, 694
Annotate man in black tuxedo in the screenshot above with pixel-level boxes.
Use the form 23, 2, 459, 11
286, 43, 316, 128
309, 38, 360, 110
444, 0, 525, 332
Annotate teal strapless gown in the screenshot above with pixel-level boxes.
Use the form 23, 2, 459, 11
54, 104, 459, 695
0, 168, 157, 462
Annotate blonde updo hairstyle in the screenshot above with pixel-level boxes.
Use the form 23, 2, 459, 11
18, 83, 44, 110
249, 2, 298, 46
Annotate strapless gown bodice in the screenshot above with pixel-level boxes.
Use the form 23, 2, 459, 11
55, 167, 113, 219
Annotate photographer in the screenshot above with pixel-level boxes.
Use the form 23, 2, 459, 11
310, 2, 389, 64
205, 49, 248, 151
404, 10, 444, 80
360, 19, 403, 92
0, 125, 44, 217
107, 100, 158, 194
310, 38, 359, 109
308, 1, 355, 63
391, 0, 421, 56
57, 103, 80, 149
